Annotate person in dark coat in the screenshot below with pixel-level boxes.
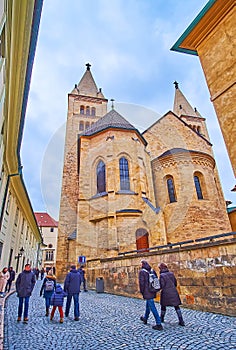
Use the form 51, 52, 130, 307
139, 260, 163, 331
5, 267, 16, 293
159, 262, 185, 326
78, 265, 87, 292
64, 265, 81, 321
50, 284, 67, 323
15, 264, 36, 323
40, 269, 56, 316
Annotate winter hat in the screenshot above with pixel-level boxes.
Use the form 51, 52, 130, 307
158, 262, 168, 270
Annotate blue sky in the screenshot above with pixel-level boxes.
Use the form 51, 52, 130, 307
21, 0, 235, 220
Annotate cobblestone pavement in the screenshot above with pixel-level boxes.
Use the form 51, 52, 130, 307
3, 280, 236, 350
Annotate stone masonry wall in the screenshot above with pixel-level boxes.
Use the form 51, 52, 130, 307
86, 239, 236, 316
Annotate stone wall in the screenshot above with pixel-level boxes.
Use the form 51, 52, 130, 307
86, 238, 236, 316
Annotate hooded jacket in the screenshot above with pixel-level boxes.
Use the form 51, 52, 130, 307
159, 267, 181, 307
139, 261, 157, 300
50, 284, 67, 307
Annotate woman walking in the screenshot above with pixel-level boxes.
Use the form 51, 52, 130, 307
159, 262, 185, 326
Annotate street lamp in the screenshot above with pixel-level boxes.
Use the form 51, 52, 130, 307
15, 247, 24, 260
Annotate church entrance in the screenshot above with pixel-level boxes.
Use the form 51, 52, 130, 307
136, 228, 149, 252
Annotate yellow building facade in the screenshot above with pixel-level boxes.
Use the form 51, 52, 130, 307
56, 64, 231, 279
0, 0, 43, 272
171, 0, 235, 178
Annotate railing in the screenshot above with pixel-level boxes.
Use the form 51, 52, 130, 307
118, 232, 236, 256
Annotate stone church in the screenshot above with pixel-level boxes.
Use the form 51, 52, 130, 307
56, 63, 231, 279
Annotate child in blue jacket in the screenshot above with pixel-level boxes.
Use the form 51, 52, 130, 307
50, 284, 67, 323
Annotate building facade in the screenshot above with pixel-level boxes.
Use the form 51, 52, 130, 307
56, 64, 231, 280
0, 0, 43, 272
171, 0, 235, 178
35, 212, 58, 271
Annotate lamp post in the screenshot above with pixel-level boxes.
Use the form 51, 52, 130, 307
15, 247, 24, 272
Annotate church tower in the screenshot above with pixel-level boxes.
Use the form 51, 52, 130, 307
56, 64, 108, 278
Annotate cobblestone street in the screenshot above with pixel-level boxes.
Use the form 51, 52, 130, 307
3, 280, 236, 350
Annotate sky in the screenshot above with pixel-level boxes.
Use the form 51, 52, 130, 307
21, 0, 235, 221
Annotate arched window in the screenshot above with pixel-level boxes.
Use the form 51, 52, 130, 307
197, 126, 201, 133
97, 161, 106, 193
91, 107, 96, 116
80, 106, 84, 114
166, 176, 177, 203
85, 121, 90, 129
79, 121, 84, 131
119, 157, 130, 190
136, 228, 149, 252
86, 106, 90, 115
45, 250, 54, 261
194, 175, 203, 199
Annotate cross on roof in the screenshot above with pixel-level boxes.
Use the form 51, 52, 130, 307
86, 63, 91, 70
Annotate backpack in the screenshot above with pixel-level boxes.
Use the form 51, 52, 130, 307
45, 279, 54, 291
143, 268, 161, 292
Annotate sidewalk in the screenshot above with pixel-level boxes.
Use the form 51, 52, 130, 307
2, 280, 236, 350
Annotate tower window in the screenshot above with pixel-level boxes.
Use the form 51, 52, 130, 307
97, 160, 106, 193
119, 157, 130, 190
166, 176, 177, 203
194, 175, 203, 199
80, 106, 84, 114
85, 121, 90, 129
91, 107, 96, 116
86, 106, 90, 115
79, 121, 84, 131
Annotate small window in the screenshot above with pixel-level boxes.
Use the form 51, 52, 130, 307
91, 107, 96, 116
86, 106, 90, 115
85, 121, 90, 129
50, 228, 54, 232
166, 176, 177, 203
14, 207, 19, 226
80, 106, 84, 114
5, 192, 11, 214
45, 250, 54, 261
0, 241, 3, 260
97, 160, 106, 193
48, 244, 53, 248
79, 121, 84, 131
194, 175, 203, 199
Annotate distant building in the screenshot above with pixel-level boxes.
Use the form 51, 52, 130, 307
35, 213, 58, 271
171, 0, 235, 178
0, 1, 43, 272
56, 63, 231, 280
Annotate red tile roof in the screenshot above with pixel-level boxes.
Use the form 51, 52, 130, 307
34, 212, 58, 227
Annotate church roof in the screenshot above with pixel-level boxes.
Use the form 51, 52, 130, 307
82, 109, 147, 145
173, 81, 200, 117
70, 63, 105, 98
158, 148, 212, 159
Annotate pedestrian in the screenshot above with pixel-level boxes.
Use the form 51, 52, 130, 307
0, 267, 10, 297
40, 267, 45, 280
78, 265, 88, 292
50, 284, 67, 323
15, 263, 36, 323
5, 266, 16, 293
139, 260, 163, 331
64, 265, 81, 321
158, 262, 185, 326
34, 268, 40, 280
40, 269, 56, 316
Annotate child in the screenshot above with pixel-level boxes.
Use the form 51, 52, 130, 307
40, 269, 56, 316
50, 284, 67, 323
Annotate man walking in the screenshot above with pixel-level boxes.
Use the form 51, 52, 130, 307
16, 264, 36, 323
64, 265, 81, 321
139, 260, 163, 331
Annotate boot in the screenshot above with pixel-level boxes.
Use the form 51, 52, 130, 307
176, 309, 185, 326
161, 310, 166, 323
60, 318, 64, 323
45, 308, 49, 316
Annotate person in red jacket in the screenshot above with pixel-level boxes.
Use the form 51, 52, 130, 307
139, 260, 163, 331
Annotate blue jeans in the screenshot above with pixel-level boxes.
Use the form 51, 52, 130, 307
18, 296, 30, 319
45, 296, 51, 309
65, 293, 80, 318
144, 298, 161, 325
